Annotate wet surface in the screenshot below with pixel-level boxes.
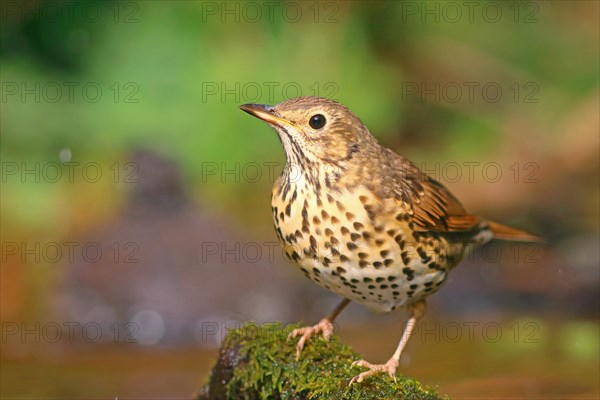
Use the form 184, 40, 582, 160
2, 319, 598, 399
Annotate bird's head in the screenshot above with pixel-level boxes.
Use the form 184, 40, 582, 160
240, 97, 379, 174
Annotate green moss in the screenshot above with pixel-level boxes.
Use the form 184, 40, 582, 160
210, 322, 444, 400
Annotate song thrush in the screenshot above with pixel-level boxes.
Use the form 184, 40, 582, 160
240, 96, 539, 384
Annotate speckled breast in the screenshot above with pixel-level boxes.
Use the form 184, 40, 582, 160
271, 176, 460, 313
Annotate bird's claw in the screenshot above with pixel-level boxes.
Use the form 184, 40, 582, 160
349, 358, 399, 385
287, 318, 334, 360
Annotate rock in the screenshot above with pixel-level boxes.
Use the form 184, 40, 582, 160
197, 322, 444, 400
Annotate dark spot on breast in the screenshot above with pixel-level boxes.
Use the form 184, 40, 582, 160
387, 276, 396, 282
368, 285, 376, 289
362, 231, 372, 240
347, 242, 358, 251
325, 228, 334, 236
391, 284, 399, 289
410, 284, 418, 290
384, 259, 394, 267
363, 277, 373, 283
373, 261, 383, 268
340, 254, 349, 262
380, 250, 389, 257
341, 226, 350, 235
350, 233, 361, 241
359, 260, 369, 268
313, 216, 320, 225
358, 252, 368, 259
401, 251, 411, 265
312, 268, 321, 275
331, 216, 340, 224
395, 235, 405, 249
345, 212, 355, 220
375, 277, 384, 283
359, 195, 368, 204
337, 267, 346, 274
380, 284, 388, 289
321, 210, 329, 220
424, 281, 433, 287
353, 222, 364, 231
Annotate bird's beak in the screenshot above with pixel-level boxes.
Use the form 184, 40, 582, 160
239, 103, 292, 128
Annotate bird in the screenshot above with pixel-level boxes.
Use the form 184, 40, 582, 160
239, 96, 539, 384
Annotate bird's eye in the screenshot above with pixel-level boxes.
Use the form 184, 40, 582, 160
309, 114, 326, 129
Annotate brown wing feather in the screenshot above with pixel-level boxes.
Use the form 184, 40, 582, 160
387, 149, 482, 233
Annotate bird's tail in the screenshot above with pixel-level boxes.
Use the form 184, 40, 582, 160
486, 221, 543, 243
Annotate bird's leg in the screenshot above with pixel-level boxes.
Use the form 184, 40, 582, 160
349, 299, 426, 385
287, 298, 350, 360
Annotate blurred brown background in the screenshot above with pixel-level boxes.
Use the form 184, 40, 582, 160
1, 1, 598, 398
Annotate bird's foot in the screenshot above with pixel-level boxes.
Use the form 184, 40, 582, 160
287, 318, 334, 360
349, 358, 399, 385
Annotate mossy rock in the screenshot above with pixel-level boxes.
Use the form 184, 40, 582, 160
197, 322, 444, 400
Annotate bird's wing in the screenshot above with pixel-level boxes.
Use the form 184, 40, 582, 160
387, 149, 482, 233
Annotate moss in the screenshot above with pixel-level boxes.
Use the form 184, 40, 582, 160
199, 322, 445, 400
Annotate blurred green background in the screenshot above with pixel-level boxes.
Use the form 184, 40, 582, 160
1, 1, 598, 398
